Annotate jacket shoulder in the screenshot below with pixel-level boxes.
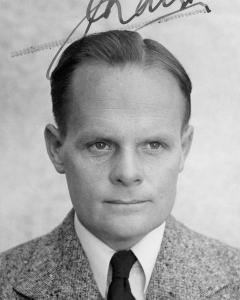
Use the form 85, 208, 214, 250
170, 216, 240, 277
0, 223, 62, 297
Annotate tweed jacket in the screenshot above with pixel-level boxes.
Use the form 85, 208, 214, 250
0, 209, 240, 300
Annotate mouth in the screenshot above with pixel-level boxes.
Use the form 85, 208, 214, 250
104, 199, 149, 205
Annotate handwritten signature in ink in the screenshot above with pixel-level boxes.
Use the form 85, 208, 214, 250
46, 0, 211, 79
85, 0, 193, 33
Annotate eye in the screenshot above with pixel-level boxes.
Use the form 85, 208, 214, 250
148, 141, 162, 150
88, 141, 112, 151
95, 142, 108, 150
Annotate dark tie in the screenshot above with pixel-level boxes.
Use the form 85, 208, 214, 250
107, 250, 137, 300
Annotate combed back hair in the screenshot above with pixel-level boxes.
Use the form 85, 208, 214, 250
50, 30, 192, 136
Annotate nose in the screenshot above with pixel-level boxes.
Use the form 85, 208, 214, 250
109, 147, 143, 187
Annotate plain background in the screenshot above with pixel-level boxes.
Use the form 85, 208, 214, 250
0, 0, 240, 252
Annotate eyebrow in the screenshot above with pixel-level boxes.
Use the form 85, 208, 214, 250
75, 130, 117, 141
75, 129, 175, 145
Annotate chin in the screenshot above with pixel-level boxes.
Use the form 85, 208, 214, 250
101, 217, 157, 247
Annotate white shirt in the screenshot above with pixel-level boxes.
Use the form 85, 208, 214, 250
74, 214, 165, 300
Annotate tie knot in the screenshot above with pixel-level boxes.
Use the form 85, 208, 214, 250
110, 250, 137, 279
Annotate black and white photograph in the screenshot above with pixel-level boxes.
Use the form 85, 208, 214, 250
0, 0, 240, 298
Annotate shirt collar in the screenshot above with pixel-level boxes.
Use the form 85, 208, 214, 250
74, 213, 165, 295
74, 214, 114, 296
131, 221, 165, 291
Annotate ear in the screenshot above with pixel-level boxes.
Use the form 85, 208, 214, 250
179, 125, 194, 172
44, 124, 65, 174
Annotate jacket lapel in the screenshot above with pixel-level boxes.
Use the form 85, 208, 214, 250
146, 215, 232, 299
13, 209, 102, 299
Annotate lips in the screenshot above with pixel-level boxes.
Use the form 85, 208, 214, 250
104, 199, 149, 205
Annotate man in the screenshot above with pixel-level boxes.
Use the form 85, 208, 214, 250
0, 30, 240, 299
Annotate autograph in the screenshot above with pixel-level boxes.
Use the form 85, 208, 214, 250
10, 0, 211, 78
45, 0, 210, 79
85, 0, 193, 32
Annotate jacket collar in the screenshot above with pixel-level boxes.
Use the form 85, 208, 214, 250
13, 210, 233, 299
146, 215, 232, 299
13, 209, 102, 299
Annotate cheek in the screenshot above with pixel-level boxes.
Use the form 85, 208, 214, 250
64, 155, 107, 196
64, 161, 102, 216
145, 151, 182, 185
151, 166, 179, 218
153, 169, 179, 200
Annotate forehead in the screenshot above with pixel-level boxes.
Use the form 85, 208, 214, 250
67, 63, 185, 135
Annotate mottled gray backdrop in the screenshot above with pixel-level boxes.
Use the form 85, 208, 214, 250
1, 0, 240, 252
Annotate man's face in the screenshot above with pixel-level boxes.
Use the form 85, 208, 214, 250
47, 64, 192, 250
